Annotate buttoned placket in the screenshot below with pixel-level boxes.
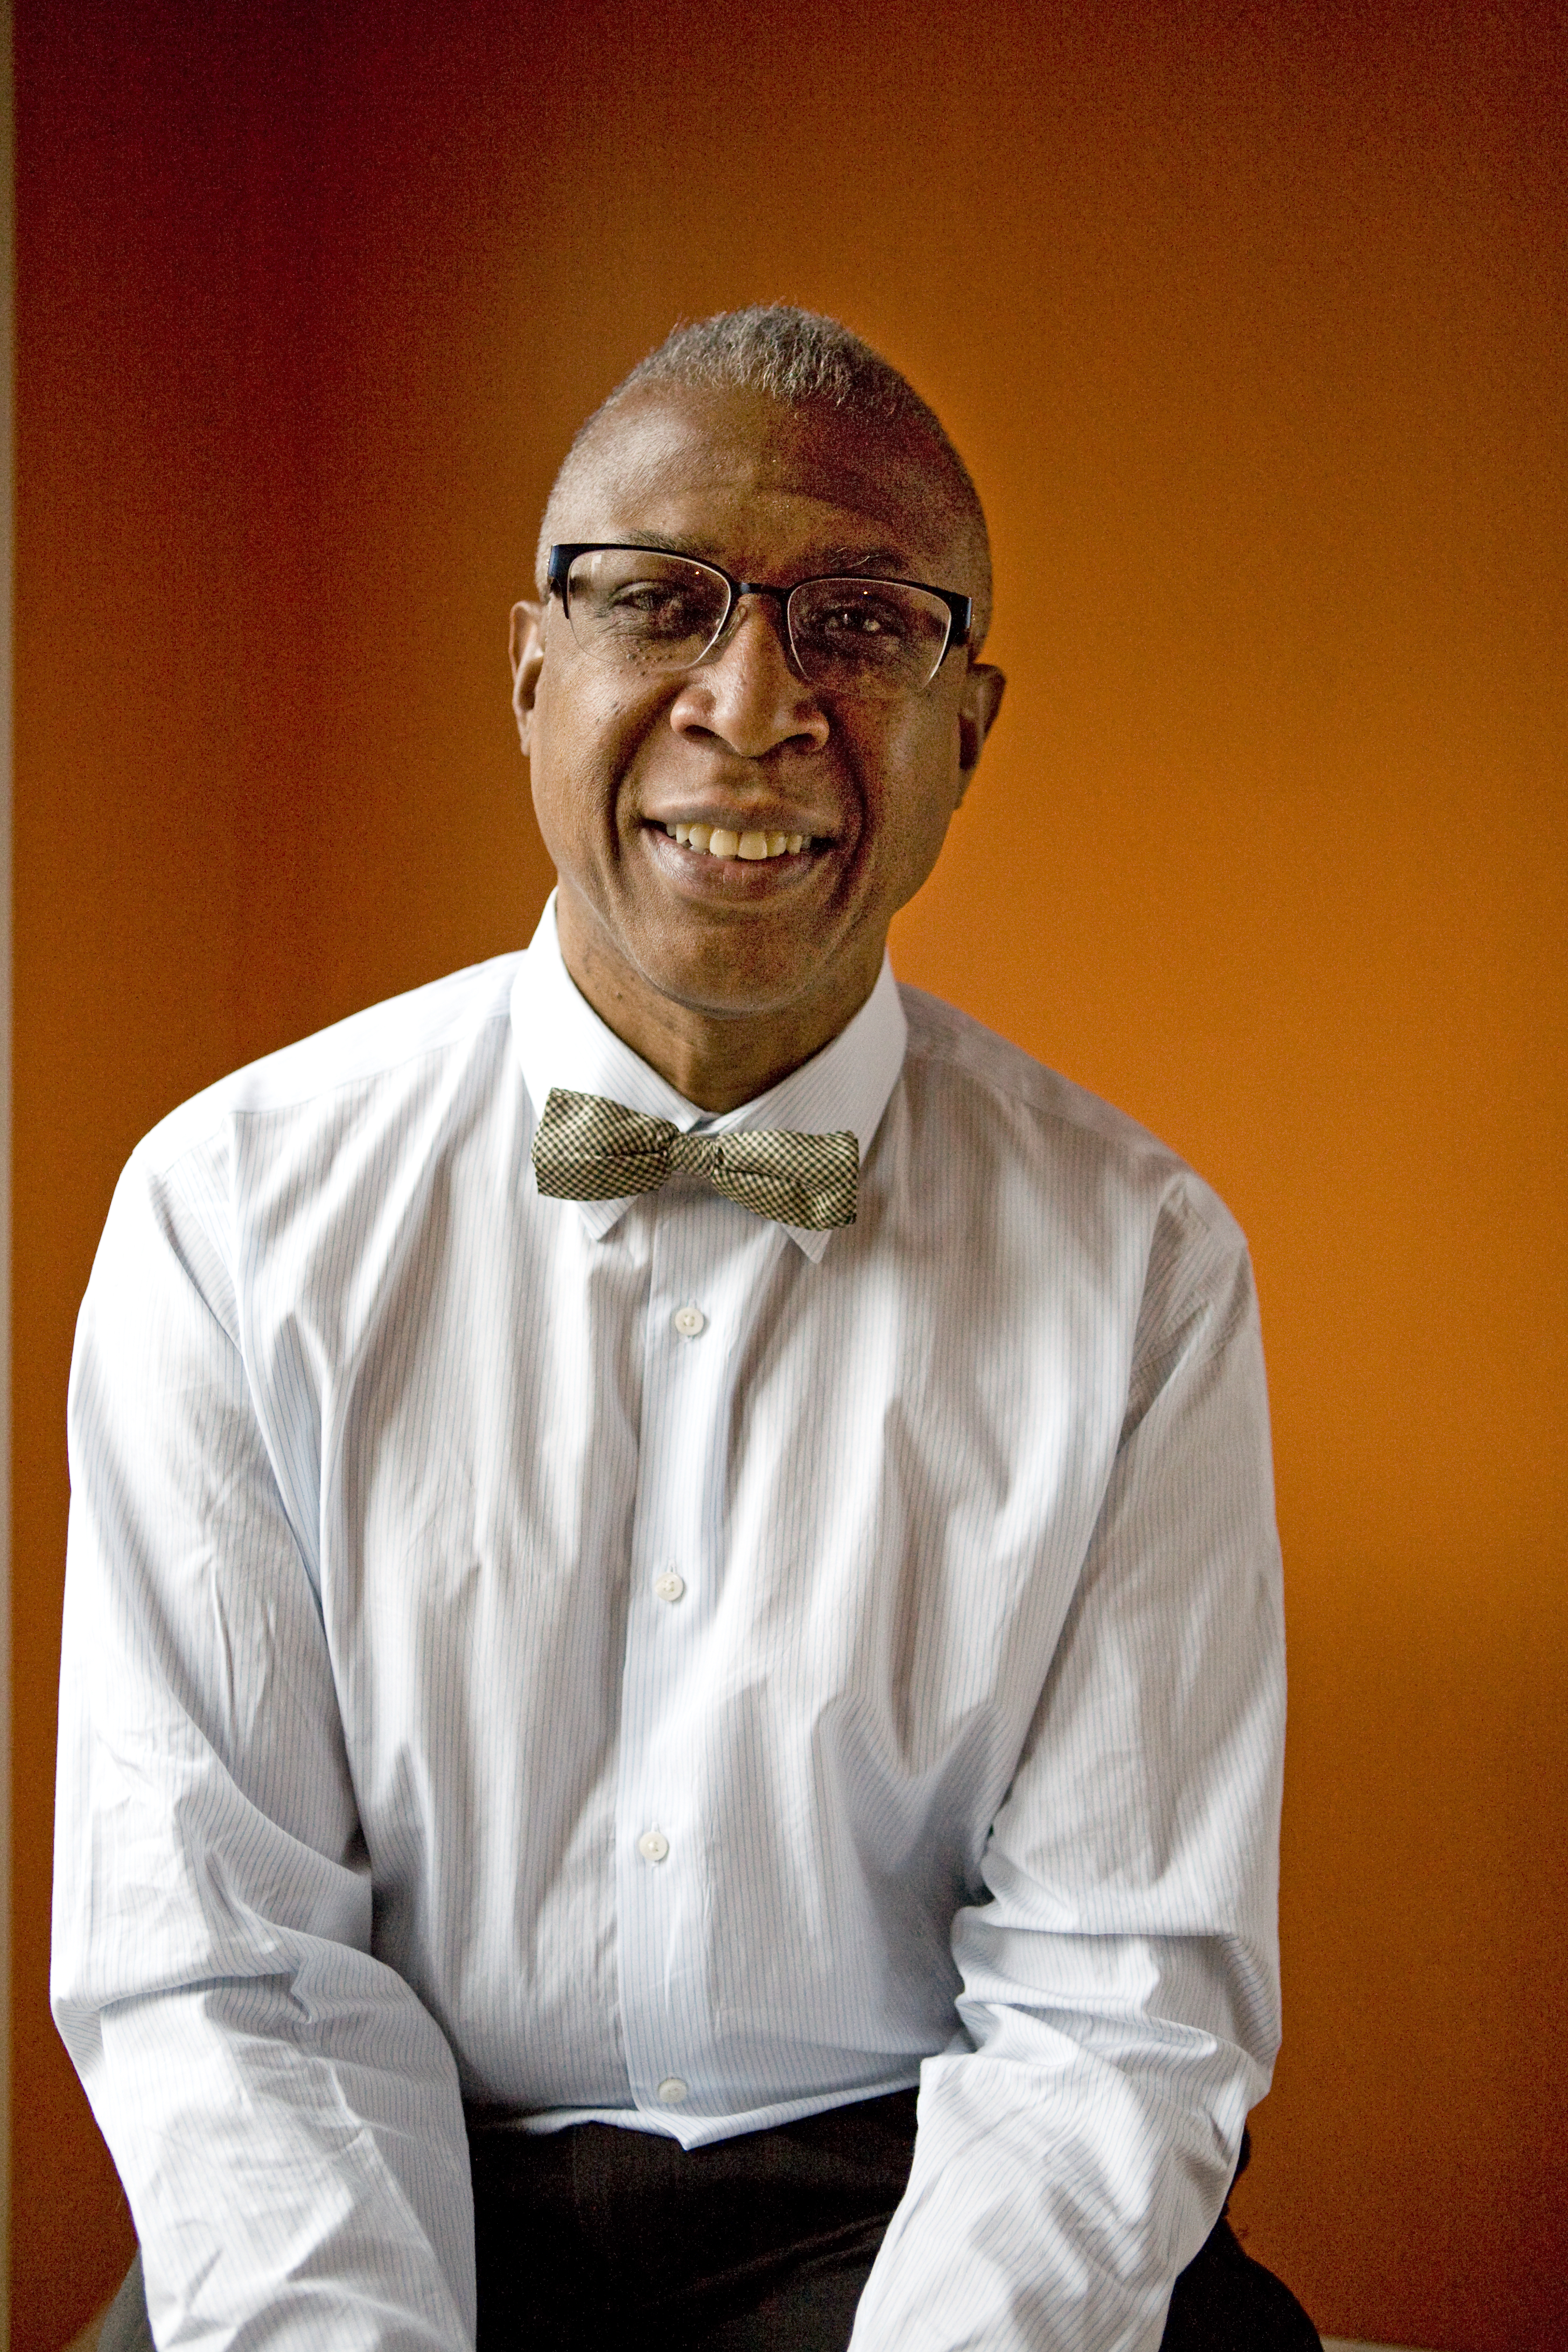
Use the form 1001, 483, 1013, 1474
610, 1171, 790, 2125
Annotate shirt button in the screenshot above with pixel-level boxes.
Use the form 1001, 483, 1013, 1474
656, 2076, 689, 2105
637, 1829, 670, 1864
654, 1571, 686, 1604
672, 1304, 706, 1338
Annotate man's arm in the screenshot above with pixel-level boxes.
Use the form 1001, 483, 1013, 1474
52, 1145, 475, 2352
851, 1188, 1284, 2350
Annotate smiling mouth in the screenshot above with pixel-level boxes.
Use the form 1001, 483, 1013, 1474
661, 821, 815, 862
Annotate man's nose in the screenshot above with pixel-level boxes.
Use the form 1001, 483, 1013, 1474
667, 596, 831, 757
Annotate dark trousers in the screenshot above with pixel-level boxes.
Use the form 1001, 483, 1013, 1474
468, 2094, 1321, 2351
102, 2094, 1321, 2352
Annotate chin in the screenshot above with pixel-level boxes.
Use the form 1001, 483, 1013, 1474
649, 970, 811, 1024
637, 942, 823, 1024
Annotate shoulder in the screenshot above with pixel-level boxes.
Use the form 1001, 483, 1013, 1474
893, 982, 1248, 1262
135, 953, 524, 1181
93, 956, 526, 1328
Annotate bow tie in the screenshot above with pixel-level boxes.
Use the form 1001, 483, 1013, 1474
531, 1088, 859, 1230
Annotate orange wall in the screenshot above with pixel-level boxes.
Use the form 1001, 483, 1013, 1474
13, 5, 1565, 2348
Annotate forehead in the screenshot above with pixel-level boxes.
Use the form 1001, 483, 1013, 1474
554, 384, 972, 584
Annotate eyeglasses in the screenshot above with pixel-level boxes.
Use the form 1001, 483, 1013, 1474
547, 543, 972, 699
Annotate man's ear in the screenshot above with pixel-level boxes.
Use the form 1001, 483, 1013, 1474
955, 662, 1005, 804
509, 601, 547, 754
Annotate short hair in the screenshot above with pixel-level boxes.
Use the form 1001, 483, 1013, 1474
537, 305, 992, 648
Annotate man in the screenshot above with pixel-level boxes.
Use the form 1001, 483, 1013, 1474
54, 307, 1314, 2350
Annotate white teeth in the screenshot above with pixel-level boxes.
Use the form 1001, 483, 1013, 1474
663, 822, 813, 860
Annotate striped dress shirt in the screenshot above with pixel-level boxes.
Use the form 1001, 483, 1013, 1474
53, 899, 1285, 2352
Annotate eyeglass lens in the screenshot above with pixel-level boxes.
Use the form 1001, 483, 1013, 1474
562, 548, 955, 695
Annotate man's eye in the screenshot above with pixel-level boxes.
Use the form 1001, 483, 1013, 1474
815, 601, 907, 641
605, 585, 709, 634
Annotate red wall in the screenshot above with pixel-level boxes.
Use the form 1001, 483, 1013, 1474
14, 5, 1566, 2347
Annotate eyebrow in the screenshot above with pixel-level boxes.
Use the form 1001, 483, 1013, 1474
608, 532, 923, 580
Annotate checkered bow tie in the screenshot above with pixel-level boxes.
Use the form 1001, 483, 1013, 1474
531, 1088, 859, 1230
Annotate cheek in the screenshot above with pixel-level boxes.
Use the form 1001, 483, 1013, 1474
859, 715, 964, 877
528, 685, 617, 848
531, 664, 667, 828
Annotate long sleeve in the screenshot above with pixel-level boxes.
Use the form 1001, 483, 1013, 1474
52, 1144, 476, 2352
850, 1188, 1285, 2351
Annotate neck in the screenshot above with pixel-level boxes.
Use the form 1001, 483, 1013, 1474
554, 892, 880, 1114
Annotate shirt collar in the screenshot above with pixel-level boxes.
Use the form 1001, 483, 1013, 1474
510, 894, 907, 1262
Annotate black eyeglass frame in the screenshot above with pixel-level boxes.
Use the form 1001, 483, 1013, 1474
546, 543, 973, 688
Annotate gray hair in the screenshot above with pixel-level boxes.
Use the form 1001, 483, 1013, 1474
537, 305, 992, 646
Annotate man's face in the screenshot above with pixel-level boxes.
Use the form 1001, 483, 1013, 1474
510, 384, 1004, 1065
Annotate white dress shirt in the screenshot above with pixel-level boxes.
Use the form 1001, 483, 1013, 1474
54, 899, 1285, 2352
